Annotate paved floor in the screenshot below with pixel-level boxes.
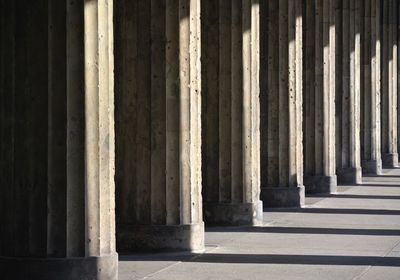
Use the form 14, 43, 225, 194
119, 169, 400, 280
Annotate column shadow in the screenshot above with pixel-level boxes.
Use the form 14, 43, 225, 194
205, 226, 400, 236
364, 174, 400, 179
263, 208, 400, 215
120, 253, 400, 267
358, 183, 400, 187
307, 194, 400, 199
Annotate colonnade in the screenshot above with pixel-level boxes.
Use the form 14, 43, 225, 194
0, 0, 399, 279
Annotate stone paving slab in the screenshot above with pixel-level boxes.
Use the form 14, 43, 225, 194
119, 169, 400, 280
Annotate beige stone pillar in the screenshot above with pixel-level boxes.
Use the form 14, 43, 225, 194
398, 0, 400, 153
337, 0, 363, 184
115, 0, 204, 252
83, 0, 116, 262
361, 0, 383, 175
0, 0, 118, 279
389, 0, 398, 166
201, 0, 262, 226
260, 0, 305, 207
303, 0, 338, 194
381, 0, 399, 167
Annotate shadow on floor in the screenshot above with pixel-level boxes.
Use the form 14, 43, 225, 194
364, 174, 400, 179
263, 208, 400, 215
205, 226, 400, 235
358, 183, 400, 187
307, 194, 400, 199
119, 253, 400, 267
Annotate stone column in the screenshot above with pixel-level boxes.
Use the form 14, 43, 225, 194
398, 0, 400, 153
201, 0, 262, 226
361, 0, 383, 174
381, 0, 399, 167
0, 0, 117, 279
303, 0, 338, 194
260, 0, 305, 207
336, 0, 363, 184
83, 0, 116, 264
115, 0, 204, 252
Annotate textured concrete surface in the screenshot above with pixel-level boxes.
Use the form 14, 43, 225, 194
303, 0, 338, 195
119, 168, 400, 280
114, 0, 203, 252
259, 0, 305, 208
0, 1, 117, 279
201, 1, 262, 226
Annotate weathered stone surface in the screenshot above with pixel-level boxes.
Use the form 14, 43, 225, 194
398, 0, 400, 155
304, 175, 338, 194
381, 0, 399, 168
117, 224, 204, 253
337, 167, 363, 186
303, 0, 338, 194
362, 159, 382, 176
203, 202, 263, 227
336, 0, 363, 185
361, 0, 383, 175
260, 0, 305, 207
261, 186, 305, 208
201, 0, 262, 226
0, 1, 117, 279
0, 1, 399, 279
114, 0, 204, 252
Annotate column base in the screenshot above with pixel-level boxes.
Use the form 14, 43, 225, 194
337, 167, 362, 185
382, 153, 399, 168
362, 159, 383, 175
0, 253, 118, 280
117, 222, 204, 253
261, 185, 305, 208
203, 201, 263, 226
304, 175, 337, 194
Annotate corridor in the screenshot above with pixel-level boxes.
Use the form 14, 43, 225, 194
119, 169, 400, 280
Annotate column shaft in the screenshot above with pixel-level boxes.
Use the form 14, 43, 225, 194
398, 0, 400, 153
260, 0, 305, 207
361, 0, 383, 174
381, 0, 399, 167
388, 0, 398, 163
115, 0, 204, 252
66, 0, 85, 257
48, 0, 67, 257
84, 0, 116, 258
303, 0, 337, 194
337, 0, 363, 184
0, 1, 118, 279
202, 0, 262, 226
